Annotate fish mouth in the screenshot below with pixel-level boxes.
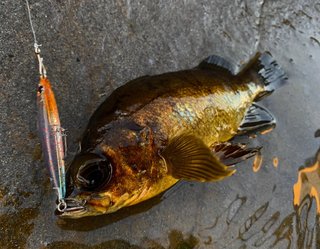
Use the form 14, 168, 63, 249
55, 198, 89, 218
55, 194, 113, 218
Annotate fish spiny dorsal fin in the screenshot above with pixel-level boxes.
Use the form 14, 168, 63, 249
198, 55, 236, 75
161, 133, 235, 182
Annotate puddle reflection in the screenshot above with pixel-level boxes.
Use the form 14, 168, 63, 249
293, 143, 320, 214
43, 230, 199, 249
293, 158, 320, 214
196, 195, 320, 248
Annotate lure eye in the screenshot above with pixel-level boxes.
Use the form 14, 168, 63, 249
75, 154, 113, 191
38, 85, 44, 94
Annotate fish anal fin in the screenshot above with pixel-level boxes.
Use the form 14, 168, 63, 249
161, 134, 235, 182
238, 103, 276, 135
212, 142, 261, 166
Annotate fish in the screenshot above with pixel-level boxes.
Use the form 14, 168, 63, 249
59, 52, 287, 218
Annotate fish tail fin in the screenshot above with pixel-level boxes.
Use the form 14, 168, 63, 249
242, 52, 288, 99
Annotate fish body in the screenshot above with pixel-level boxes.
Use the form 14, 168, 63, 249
62, 53, 287, 218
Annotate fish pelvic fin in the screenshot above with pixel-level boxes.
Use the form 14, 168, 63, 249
161, 133, 235, 182
242, 52, 288, 100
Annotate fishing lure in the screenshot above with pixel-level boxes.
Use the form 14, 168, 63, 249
26, 0, 67, 211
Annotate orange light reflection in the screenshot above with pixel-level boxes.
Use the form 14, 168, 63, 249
293, 158, 320, 214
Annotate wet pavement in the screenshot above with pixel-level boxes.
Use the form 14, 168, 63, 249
0, 0, 320, 248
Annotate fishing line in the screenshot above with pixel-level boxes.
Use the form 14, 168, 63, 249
25, 0, 47, 77
25, 0, 38, 46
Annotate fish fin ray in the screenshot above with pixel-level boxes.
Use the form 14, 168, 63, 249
198, 55, 236, 75
256, 52, 288, 92
238, 103, 276, 135
161, 133, 235, 182
239, 52, 288, 100
212, 142, 262, 166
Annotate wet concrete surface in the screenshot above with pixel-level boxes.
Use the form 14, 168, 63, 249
0, 0, 320, 248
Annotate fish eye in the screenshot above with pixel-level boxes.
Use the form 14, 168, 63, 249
75, 154, 113, 191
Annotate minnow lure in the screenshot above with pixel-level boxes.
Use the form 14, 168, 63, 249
26, 0, 67, 211
36, 64, 67, 209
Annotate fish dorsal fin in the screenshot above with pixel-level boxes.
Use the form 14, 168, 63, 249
212, 142, 262, 166
161, 133, 235, 182
198, 55, 236, 75
238, 103, 276, 134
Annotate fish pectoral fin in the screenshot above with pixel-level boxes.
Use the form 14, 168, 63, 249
161, 133, 235, 182
238, 103, 276, 135
212, 142, 262, 166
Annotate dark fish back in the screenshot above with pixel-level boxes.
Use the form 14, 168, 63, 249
81, 69, 239, 150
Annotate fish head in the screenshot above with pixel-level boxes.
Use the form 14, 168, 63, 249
58, 152, 113, 218
58, 129, 165, 218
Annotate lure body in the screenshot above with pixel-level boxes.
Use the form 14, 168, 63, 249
37, 77, 66, 201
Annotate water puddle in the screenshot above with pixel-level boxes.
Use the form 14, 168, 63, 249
0, 208, 39, 249
42, 230, 199, 249
0, 187, 39, 249
252, 152, 263, 172
293, 157, 320, 214
273, 157, 279, 168
196, 193, 320, 248
293, 131, 320, 214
